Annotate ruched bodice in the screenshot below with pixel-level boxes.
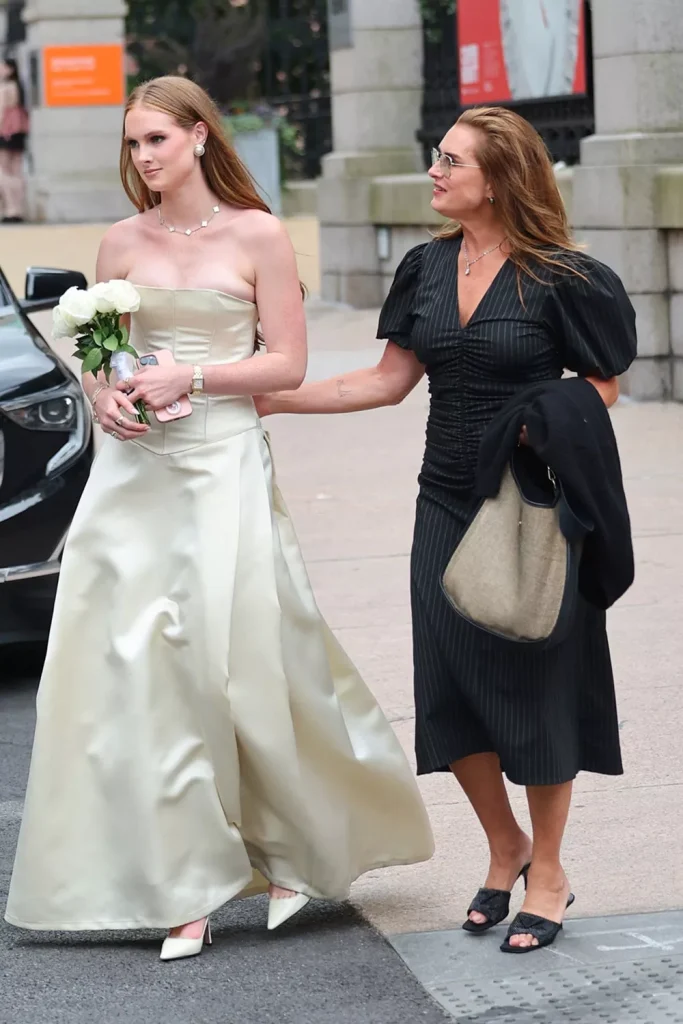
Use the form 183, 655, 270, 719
129, 286, 260, 454
378, 240, 637, 516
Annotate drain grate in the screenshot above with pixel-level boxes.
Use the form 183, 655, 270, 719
392, 911, 683, 1024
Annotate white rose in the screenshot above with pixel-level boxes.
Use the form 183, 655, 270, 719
52, 305, 78, 339
58, 286, 98, 326
99, 279, 141, 315
88, 281, 118, 314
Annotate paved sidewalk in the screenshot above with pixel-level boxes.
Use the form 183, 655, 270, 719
28, 294, 683, 940
4, 222, 682, 1020
393, 910, 683, 1022
268, 308, 683, 940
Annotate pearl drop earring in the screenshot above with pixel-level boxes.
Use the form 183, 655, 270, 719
489, 196, 495, 204
194, 143, 206, 158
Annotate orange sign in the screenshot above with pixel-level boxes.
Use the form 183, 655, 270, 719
43, 44, 124, 107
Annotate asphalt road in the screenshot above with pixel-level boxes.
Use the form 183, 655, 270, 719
0, 670, 451, 1024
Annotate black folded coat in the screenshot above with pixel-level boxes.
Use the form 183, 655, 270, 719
476, 377, 634, 610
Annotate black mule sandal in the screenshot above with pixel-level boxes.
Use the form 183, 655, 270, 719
500, 893, 575, 953
462, 863, 530, 934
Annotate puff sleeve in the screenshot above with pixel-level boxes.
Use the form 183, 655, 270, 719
376, 243, 427, 350
546, 256, 637, 378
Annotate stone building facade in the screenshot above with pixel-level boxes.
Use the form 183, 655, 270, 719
4, 0, 682, 398
318, 0, 683, 401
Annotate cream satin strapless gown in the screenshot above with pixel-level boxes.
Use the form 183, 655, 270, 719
5, 286, 434, 931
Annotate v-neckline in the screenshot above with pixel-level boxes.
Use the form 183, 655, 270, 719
454, 236, 511, 330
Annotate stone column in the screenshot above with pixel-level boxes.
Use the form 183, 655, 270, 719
23, 0, 132, 222
572, 0, 683, 400
319, 0, 423, 306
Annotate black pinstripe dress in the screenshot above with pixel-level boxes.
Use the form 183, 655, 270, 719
377, 238, 637, 785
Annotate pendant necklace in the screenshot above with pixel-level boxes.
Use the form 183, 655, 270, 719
462, 238, 507, 276
158, 202, 221, 237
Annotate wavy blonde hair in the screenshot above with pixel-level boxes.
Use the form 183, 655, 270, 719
438, 106, 583, 284
120, 75, 270, 215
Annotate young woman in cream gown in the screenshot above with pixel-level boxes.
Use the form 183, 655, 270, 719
4, 76, 434, 960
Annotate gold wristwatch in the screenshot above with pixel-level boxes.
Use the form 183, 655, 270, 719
191, 365, 204, 396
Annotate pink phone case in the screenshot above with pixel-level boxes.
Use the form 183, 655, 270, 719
141, 350, 194, 423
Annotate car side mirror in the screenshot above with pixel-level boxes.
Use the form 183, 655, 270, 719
21, 267, 89, 314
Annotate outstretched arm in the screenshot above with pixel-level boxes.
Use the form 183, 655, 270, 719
257, 341, 425, 416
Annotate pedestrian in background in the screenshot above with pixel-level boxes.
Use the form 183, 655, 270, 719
257, 106, 637, 954
0, 56, 28, 224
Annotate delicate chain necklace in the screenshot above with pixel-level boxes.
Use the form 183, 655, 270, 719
462, 238, 507, 276
158, 202, 221, 237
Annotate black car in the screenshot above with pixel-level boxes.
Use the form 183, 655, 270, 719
0, 265, 94, 657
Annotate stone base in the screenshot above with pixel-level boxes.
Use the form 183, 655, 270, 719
282, 181, 318, 219
621, 357, 673, 401
322, 270, 384, 308
319, 148, 423, 309
27, 172, 134, 224
674, 357, 683, 401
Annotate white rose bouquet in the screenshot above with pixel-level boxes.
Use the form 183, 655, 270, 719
53, 280, 150, 425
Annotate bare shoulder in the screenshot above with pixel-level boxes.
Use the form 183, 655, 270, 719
97, 214, 146, 279
230, 208, 291, 249
99, 214, 146, 252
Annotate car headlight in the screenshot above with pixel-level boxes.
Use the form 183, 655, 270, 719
1, 382, 91, 476
3, 394, 77, 431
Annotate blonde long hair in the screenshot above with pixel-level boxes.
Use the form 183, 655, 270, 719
120, 75, 270, 215
438, 106, 583, 283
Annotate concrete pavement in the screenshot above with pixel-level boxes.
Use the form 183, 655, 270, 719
268, 318, 683, 938
2, 223, 683, 1020
23, 291, 683, 931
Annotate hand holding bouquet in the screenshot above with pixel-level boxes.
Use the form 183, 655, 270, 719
53, 280, 150, 425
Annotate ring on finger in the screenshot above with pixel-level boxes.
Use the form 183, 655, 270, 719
115, 415, 125, 427
111, 430, 122, 441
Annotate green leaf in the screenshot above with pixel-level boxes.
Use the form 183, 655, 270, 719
119, 324, 129, 345
102, 335, 119, 351
121, 344, 138, 357
115, 329, 123, 343
103, 364, 112, 382
81, 347, 103, 374
92, 329, 104, 345
73, 350, 87, 360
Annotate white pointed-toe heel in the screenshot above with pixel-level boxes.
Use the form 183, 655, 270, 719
267, 893, 311, 931
160, 917, 212, 961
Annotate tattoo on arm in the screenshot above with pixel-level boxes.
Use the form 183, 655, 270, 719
336, 378, 351, 399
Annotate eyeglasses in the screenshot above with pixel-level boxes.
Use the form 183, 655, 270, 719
430, 148, 481, 178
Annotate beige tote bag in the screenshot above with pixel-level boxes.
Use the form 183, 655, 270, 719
442, 456, 579, 647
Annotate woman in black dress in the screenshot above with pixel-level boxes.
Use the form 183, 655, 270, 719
258, 107, 637, 952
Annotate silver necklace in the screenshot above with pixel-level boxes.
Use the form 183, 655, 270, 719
158, 202, 221, 237
462, 238, 506, 275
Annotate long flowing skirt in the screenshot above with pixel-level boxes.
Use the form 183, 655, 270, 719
5, 425, 433, 930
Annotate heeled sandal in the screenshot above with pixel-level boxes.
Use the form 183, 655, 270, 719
500, 892, 575, 953
462, 862, 530, 934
